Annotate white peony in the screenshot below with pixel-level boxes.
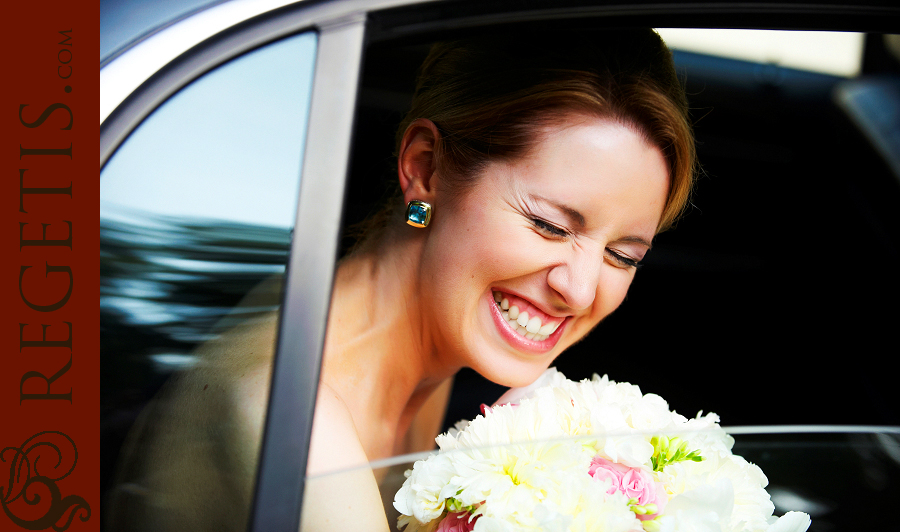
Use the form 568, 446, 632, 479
629, 394, 677, 433
394, 369, 811, 532
766, 512, 811, 532
394, 453, 459, 524
663, 478, 734, 532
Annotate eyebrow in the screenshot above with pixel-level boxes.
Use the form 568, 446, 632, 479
528, 193, 653, 249
618, 235, 654, 250
529, 194, 586, 228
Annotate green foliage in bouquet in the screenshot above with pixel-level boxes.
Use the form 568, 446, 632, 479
650, 435, 704, 472
447, 496, 478, 514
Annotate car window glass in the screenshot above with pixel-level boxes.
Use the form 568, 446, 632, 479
101, 31, 316, 532
304, 429, 899, 532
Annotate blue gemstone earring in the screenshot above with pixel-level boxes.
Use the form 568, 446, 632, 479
405, 200, 432, 228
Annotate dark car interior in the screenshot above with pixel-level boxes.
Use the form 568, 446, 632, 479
344, 27, 900, 430
100, 3, 900, 530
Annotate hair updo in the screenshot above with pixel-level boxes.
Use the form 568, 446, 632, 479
394, 28, 695, 233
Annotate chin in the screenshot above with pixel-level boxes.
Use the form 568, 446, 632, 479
469, 357, 553, 389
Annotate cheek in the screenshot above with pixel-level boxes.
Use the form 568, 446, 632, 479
425, 205, 512, 300
441, 201, 539, 282
578, 271, 635, 333
598, 273, 633, 315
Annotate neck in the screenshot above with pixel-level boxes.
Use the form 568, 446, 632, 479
321, 231, 457, 458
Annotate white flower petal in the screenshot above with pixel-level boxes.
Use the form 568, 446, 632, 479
395, 368, 810, 532
767, 512, 812, 532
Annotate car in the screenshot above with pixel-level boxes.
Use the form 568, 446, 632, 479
100, 0, 900, 530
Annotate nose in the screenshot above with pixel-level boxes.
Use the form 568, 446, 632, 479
546, 249, 602, 311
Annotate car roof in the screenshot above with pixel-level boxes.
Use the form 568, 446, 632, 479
100, 0, 900, 122
101, 0, 225, 64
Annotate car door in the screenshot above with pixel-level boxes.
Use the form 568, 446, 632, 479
100, 11, 339, 531
101, 1, 900, 531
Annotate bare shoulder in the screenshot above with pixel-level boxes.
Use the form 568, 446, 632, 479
307, 382, 370, 476
299, 383, 391, 532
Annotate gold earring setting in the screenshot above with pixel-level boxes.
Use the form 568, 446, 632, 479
406, 200, 432, 228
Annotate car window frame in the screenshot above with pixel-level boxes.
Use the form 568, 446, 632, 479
99, 1, 900, 531
99, 3, 374, 529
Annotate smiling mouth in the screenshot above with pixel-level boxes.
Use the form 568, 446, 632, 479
492, 291, 564, 342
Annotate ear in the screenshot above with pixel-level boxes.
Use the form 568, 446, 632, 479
397, 118, 441, 204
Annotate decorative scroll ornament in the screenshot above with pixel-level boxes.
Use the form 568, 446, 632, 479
1, 431, 91, 531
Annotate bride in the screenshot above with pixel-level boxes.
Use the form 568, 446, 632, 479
304, 28, 694, 531
112, 27, 694, 532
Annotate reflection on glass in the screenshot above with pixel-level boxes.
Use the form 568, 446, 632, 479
655, 29, 864, 77
730, 429, 900, 527
101, 31, 316, 531
302, 429, 899, 532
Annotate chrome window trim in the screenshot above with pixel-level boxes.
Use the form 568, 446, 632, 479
99, 7, 314, 168
248, 15, 366, 532
100, 0, 300, 123
99, 0, 900, 169
99, 0, 446, 150
98, 0, 425, 169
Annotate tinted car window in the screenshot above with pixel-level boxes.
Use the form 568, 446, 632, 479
101, 31, 316, 531
347, 429, 899, 532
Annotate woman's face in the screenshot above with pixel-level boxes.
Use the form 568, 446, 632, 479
418, 115, 669, 387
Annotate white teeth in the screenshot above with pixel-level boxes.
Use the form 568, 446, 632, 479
539, 321, 561, 335
517, 312, 530, 328
495, 293, 561, 342
507, 319, 551, 342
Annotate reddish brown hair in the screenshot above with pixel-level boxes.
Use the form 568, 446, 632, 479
395, 28, 695, 232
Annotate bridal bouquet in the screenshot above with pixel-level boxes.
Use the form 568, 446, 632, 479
394, 369, 811, 532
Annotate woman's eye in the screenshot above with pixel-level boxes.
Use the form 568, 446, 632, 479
607, 249, 640, 269
531, 218, 569, 238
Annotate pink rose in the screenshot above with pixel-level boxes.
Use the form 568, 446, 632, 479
589, 457, 666, 520
436, 512, 477, 532
589, 457, 628, 495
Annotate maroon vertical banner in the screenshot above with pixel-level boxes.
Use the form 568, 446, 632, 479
1, 0, 99, 531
